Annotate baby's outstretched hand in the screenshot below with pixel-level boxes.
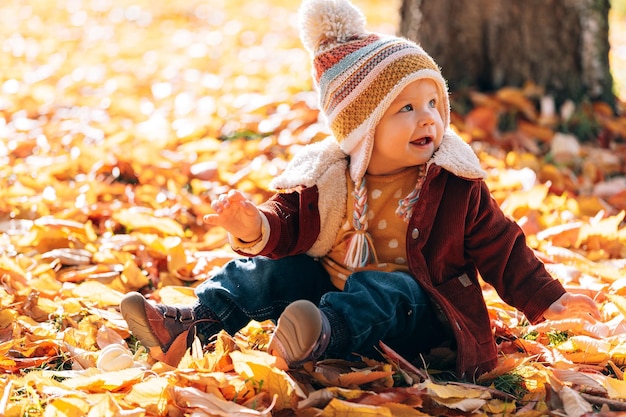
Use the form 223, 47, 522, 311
203, 189, 262, 243
543, 292, 601, 322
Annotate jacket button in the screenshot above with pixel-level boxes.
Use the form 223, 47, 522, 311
411, 228, 419, 239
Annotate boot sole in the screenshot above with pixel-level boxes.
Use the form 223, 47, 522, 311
269, 300, 322, 364
120, 292, 160, 348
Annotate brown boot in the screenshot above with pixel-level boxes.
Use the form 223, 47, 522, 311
120, 292, 196, 365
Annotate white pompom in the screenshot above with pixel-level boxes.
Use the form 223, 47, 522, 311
299, 0, 367, 53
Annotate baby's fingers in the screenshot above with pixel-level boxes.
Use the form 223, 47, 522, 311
225, 189, 250, 203
209, 198, 226, 214
203, 213, 218, 225
211, 191, 240, 213
239, 200, 260, 217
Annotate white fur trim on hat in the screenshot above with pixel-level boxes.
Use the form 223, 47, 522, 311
299, 0, 367, 53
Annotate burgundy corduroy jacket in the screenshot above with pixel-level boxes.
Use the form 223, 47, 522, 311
240, 134, 566, 378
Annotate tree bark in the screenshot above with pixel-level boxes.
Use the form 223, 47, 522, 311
398, 0, 615, 107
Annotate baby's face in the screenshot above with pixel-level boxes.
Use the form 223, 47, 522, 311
368, 79, 444, 176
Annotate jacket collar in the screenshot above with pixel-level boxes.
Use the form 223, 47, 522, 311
428, 129, 486, 180
271, 128, 485, 192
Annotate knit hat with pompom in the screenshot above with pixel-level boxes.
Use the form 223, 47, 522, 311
298, 0, 450, 269
298, 0, 450, 184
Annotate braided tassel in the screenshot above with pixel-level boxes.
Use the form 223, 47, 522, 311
396, 165, 427, 222
344, 178, 378, 269
344, 229, 377, 268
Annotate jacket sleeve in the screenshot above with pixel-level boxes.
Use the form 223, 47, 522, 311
464, 181, 566, 323
233, 186, 321, 259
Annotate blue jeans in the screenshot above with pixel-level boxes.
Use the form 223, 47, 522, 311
195, 254, 442, 360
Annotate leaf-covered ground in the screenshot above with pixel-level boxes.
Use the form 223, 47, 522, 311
1, 0, 626, 415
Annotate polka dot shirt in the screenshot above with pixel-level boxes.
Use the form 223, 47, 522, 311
322, 167, 422, 290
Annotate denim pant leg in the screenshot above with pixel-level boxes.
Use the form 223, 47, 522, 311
320, 270, 442, 360
195, 254, 336, 335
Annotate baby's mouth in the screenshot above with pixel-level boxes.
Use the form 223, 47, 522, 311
411, 136, 432, 146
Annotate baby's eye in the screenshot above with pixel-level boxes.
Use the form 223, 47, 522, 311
429, 99, 436, 108
400, 104, 413, 112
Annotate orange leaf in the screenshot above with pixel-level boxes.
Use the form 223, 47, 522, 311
496, 87, 538, 121
465, 107, 498, 139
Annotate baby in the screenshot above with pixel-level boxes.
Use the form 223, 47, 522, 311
121, 0, 600, 379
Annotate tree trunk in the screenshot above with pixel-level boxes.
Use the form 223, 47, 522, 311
398, 0, 615, 108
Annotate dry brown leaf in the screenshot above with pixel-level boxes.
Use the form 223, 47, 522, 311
559, 386, 593, 417
517, 119, 555, 142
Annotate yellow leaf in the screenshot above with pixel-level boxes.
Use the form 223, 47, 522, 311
556, 339, 610, 364
165, 236, 191, 276
16, 316, 57, 339
60, 298, 84, 315
319, 398, 393, 416
171, 385, 275, 416
44, 396, 91, 417
610, 343, 626, 366
121, 259, 150, 291
500, 184, 549, 217
0, 287, 14, 308
431, 396, 487, 413
154, 286, 198, 306
61, 368, 146, 392
125, 376, 169, 412
86, 392, 145, 417
604, 375, 626, 399
0, 356, 16, 369
528, 318, 610, 338
69, 281, 125, 307
64, 343, 98, 370
577, 211, 625, 245
569, 335, 611, 353
0, 254, 27, 284
482, 398, 517, 414
382, 402, 431, 416
607, 294, 626, 318
113, 209, 184, 237
420, 379, 489, 400
540, 245, 625, 282
0, 309, 17, 328
230, 350, 305, 410
337, 370, 394, 388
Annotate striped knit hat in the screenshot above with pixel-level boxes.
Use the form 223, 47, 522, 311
299, 0, 450, 184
